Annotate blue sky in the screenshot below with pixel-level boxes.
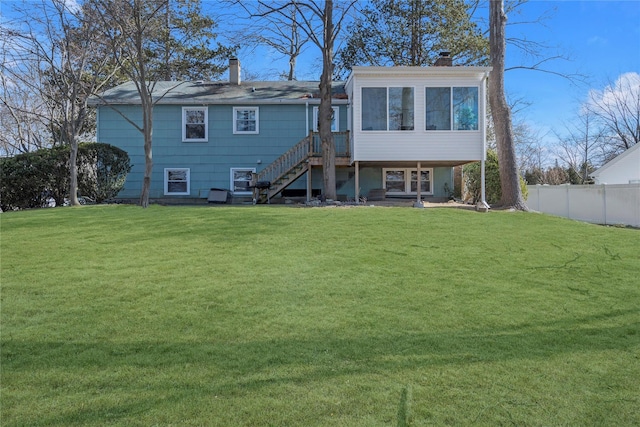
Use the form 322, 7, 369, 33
2, 0, 637, 142
502, 0, 640, 134
228, 0, 639, 141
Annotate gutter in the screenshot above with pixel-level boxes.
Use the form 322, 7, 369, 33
87, 98, 350, 107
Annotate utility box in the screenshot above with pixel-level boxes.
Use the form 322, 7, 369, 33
207, 188, 230, 204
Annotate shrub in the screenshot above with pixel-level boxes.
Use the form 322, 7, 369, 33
0, 147, 69, 210
77, 143, 131, 203
0, 143, 131, 210
463, 150, 527, 205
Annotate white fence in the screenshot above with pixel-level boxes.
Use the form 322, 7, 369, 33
526, 184, 640, 228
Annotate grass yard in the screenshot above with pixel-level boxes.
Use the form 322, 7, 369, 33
1, 204, 639, 426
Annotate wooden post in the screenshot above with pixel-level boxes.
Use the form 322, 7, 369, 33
355, 161, 360, 202
251, 172, 258, 204
416, 162, 422, 203
306, 163, 312, 202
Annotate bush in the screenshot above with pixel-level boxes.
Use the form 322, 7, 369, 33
463, 150, 527, 205
0, 143, 131, 210
77, 143, 131, 203
0, 147, 69, 210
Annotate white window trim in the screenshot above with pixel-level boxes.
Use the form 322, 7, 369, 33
182, 106, 208, 142
361, 86, 415, 132
313, 106, 339, 132
452, 86, 479, 131
233, 107, 259, 134
230, 167, 256, 194
388, 86, 415, 131
425, 86, 480, 132
382, 168, 433, 195
164, 168, 190, 195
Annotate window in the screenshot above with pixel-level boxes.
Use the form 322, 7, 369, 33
383, 168, 432, 195
164, 168, 190, 195
425, 88, 451, 130
425, 87, 479, 131
362, 88, 387, 130
362, 87, 414, 131
233, 107, 259, 134
313, 106, 339, 132
453, 87, 478, 130
182, 107, 207, 142
389, 87, 414, 130
230, 168, 256, 194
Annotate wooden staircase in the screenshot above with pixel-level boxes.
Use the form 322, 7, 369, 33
253, 131, 350, 203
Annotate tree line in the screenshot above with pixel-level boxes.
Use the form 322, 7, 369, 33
2, 0, 636, 209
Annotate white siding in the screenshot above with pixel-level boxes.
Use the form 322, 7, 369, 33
346, 68, 490, 162
591, 144, 640, 184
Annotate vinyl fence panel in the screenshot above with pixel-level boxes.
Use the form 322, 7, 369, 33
527, 184, 640, 228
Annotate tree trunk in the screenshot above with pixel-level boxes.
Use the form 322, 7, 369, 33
288, 10, 298, 81
489, 0, 528, 210
68, 138, 80, 206
140, 95, 154, 208
319, 0, 336, 200
288, 55, 297, 81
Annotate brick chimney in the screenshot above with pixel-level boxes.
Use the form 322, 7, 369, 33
229, 58, 241, 85
434, 51, 452, 66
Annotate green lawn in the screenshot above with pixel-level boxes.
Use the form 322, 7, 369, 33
1, 205, 638, 426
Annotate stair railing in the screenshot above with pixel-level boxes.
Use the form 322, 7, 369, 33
256, 133, 312, 185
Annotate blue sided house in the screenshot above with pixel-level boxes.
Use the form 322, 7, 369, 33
92, 57, 492, 204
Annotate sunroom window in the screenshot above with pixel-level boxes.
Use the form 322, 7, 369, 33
425, 88, 451, 130
182, 107, 207, 142
362, 87, 414, 131
164, 168, 190, 195
362, 88, 387, 130
453, 87, 478, 130
389, 87, 414, 130
425, 87, 478, 131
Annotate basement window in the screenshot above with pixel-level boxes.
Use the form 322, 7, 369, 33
164, 168, 190, 195
383, 168, 432, 195
230, 168, 256, 194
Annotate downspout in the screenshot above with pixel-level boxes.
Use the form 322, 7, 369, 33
479, 71, 490, 210
305, 101, 309, 135
96, 107, 100, 142
306, 101, 310, 202
414, 161, 424, 208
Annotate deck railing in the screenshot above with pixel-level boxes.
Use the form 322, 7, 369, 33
257, 131, 351, 184
310, 131, 351, 157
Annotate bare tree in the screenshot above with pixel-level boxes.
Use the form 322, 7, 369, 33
229, 1, 310, 80
553, 108, 605, 184
0, 0, 118, 205
586, 73, 640, 155
489, 0, 528, 210
93, 0, 231, 207
252, 0, 356, 200
0, 56, 50, 155
93, 0, 169, 208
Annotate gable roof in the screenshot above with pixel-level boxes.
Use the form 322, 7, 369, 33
89, 80, 347, 106
591, 143, 640, 180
